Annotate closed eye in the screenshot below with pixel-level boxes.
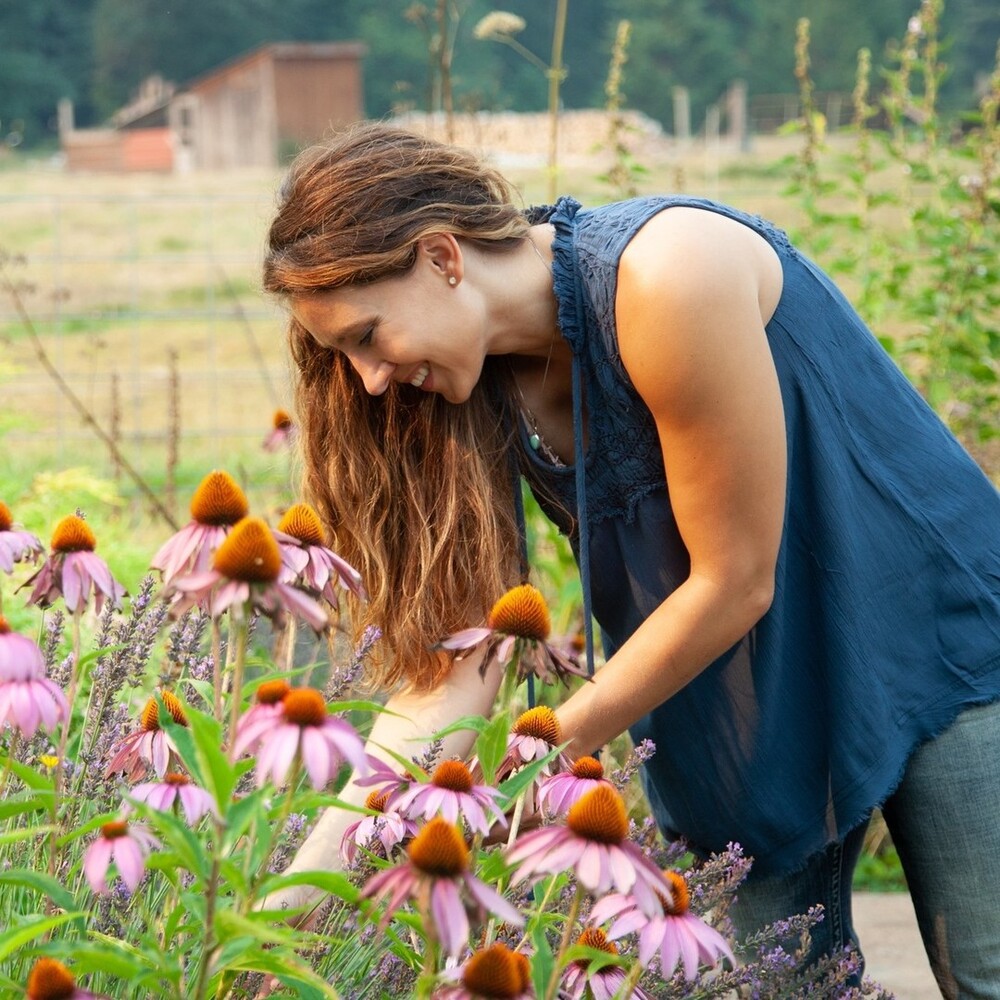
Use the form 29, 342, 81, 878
359, 322, 376, 348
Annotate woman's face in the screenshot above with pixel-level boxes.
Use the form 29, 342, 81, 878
290, 241, 487, 405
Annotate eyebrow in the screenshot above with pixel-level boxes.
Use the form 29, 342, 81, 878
322, 318, 372, 348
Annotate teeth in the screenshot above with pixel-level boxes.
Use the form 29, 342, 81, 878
410, 364, 429, 388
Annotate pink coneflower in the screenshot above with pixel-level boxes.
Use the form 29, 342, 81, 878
22, 514, 126, 615
589, 871, 735, 981
493, 706, 572, 787
151, 470, 249, 585
537, 755, 615, 817
168, 517, 328, 631
0, 617, 69, 739
82, 818, 159, 894
129, 771, 219, 824
506, 785, 676, 917
105, 692, 188, 781
274, 502, 366, 610
263, 409, 296, 452
232, 686, 367, 789
560, 927, 653, 1000
239, 678, 292, 733
438, 584, 587, 686
0, 500, 43, 573
393, 759, 507, 837
360, 817, 524, 959
26, 958, 108, 1000
341, 788, 418, 864
434, 942, 533, 999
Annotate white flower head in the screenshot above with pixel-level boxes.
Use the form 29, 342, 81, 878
474, 11, 526, 40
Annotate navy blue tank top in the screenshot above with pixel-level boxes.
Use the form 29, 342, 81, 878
521, 196, 1000, 875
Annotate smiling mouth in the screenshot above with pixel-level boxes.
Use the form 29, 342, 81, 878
409, 364, 430, 388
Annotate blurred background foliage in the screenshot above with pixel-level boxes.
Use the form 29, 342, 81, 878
1, 0, 998, 148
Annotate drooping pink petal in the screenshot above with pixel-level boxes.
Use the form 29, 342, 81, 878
606, 844, 637, 895
60, 554, 83, 611
257, 726, 301, 787
111, 837, 145, 893
11, 683, 41, 739
149, 731, 170, 776
436, 627, 492, 650
575, 841, 606, 893
431, 878, 470, 958
638, 917, 665, 967
31, 682, 67, 734
178, 784, 218, 823
0, 631, 47, 681
275, 582, 329, 631
83, 837, 114, 894
463, 873, 525, 928
300, 725, 335, 790
684, 913, 734, 972
322, 718, 368, 774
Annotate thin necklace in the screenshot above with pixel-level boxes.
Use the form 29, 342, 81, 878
517, 237, 564, 466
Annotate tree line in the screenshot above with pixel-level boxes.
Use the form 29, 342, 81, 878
1, 0, 996, 148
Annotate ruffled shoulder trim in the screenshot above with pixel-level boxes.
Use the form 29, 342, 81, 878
546, 196, 586, 356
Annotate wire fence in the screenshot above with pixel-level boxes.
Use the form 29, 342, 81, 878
1, 185, 292, 495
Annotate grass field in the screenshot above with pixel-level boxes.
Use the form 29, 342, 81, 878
0, 127, 993, 582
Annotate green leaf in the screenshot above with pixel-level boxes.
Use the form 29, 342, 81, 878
0, 754, 54, 791
428, 713, 495, 740
328, 699, 398, 717
0, 868, 78, 914
161, 698, 240, 814
0, 824, 59, 845
257, 869, 360, 906
368, 743, 431, 782
221, 948, 341, 997
132, 800, 209, 880
0, 792, 52, 821
530, 920, 556, 998
496, 743, 564, 805
0, 912, 84, 961
473, 709, 512, 787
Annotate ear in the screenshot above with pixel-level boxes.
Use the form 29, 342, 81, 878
417, 233, 464, 285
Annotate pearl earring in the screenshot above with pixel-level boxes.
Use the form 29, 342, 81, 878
448, 276, 457, 286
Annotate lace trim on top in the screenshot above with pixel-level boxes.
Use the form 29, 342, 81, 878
525, 195, 798, 530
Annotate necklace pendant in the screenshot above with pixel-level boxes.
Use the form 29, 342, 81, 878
528, 431, 541, 452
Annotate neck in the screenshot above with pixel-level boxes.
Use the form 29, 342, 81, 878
483, 226, 561, 361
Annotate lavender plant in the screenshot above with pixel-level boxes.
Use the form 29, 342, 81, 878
1, 486, 894, 1000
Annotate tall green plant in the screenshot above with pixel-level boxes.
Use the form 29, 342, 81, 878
473, 4, 569, 202
785, 2, 1000, 449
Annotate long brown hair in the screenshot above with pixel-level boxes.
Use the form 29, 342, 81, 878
264, 122, 530, 691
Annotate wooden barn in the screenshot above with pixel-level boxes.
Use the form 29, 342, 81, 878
61, 42, 366, 172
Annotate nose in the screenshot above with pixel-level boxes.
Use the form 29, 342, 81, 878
352, 356, 393, 396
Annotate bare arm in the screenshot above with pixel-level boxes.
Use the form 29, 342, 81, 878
556, 206, 787, 755
262, 645, 501, 913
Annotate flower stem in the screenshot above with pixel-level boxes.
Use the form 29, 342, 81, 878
211, 619, 223, 721
497, 656, 521, 714
414, 933, 440, 999
49, 608, 83, 882
192, 842, 223, 1000
226, 615, 249, 750
283, 616, 298, 676
545, 883, 584, 1000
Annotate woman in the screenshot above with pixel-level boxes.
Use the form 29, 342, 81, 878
262, 122, 1000, 995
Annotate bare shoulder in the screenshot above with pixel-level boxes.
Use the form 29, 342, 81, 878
613, 204, 785, 429
617, 205, 782, 326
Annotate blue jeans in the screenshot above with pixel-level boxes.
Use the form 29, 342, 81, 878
729, 699, 1000, 998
